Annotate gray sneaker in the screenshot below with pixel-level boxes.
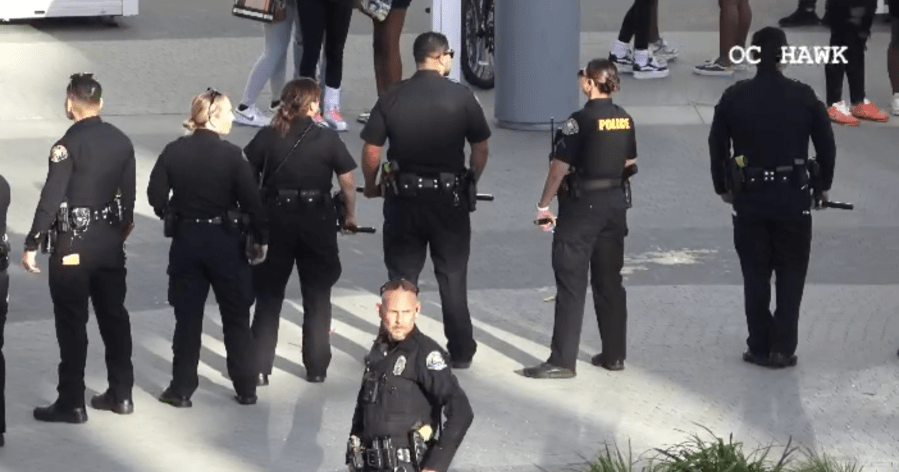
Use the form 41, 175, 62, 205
609, 50, 634, 73
693, 60, 734, 76
650, 38, 679, 62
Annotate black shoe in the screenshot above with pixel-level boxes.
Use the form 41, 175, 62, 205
307, 374, 326, 383
158, 388, 192, 408
90, 391, 134, 415
522, 362, 576, 379
257, 373, 269, 387
742, 350, 770, 367
33, 402, 88, 424
769, 352, 797, 368
234, 394, 257, 405
779, 8, 821, 27
590, 353, 625, 371
1, 432, 4, 447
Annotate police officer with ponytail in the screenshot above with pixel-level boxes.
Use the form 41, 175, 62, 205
524, 58, 636, 379
709, 27, 836, 369
148, 88, 267, 407
244, 78, 358, 385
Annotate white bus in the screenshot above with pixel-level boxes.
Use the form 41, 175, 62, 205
0, 0, 138, 21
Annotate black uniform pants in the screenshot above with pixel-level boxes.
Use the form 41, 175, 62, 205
48, 229, 133, 409
825, 0, 876, 105
167, 224, 256, 398
252, 203, 340, 378
1, 270, 7, 433
548, 191, 628, 371
733, 212, 812, 357
383, 194, 476, 363
618, 0, 653, 50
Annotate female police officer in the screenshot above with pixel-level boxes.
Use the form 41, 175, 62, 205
524, 58, 636, 379
148, 89, 268, 407
244, 78, 358, 385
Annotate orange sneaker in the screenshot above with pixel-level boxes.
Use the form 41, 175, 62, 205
828, 101, 860, 126
850, 99, 889, 122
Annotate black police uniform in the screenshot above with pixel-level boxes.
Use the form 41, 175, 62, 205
147, 128, 268, 401
350, 327, 473, 472
360, 70, 491, 365
547, 98, 634, 371
24, 116, 136, 412
1, 175, 10, 443
709, 69, 836, 362
244, 117, 357, 381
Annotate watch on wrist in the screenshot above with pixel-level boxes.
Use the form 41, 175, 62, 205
536, 203, 549, 211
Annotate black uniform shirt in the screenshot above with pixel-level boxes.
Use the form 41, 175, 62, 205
25, 116, 136, 250
709, 69, 836, 219
553, 98, 636, 180
147, 129, 268, 243
0, 175, 9, 238
351, 326, 473, 472
244, 117, 357, 192
360, 70, 492, 175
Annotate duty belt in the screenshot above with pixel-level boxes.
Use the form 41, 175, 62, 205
266, 188, 327, 205
744, 159, 806, 185
580, 178, 622, 191
182, 216, 223, 224
363, 437, 415, 470
395, 172, 461, 193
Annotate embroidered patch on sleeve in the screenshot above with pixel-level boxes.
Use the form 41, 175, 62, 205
426, 351, 447, 371
50, 145, 69, 163
561, 118, 579, 135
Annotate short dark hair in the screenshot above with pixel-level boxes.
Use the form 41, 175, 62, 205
578, 58, 620, 94
67, 73, 102, 106
380, 278, 419, 296
751, 27, 788, 70
413, 32, 450, 64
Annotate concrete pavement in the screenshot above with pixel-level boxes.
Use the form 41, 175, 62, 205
1, 3, 899, 471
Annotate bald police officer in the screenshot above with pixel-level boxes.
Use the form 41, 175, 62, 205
22, 73, 136, 422
348, 279, 473, 472
361, 32, 491, 369
524, 59, 635, 379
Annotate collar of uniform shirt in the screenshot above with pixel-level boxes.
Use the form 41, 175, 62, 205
413, 70, 443, 79
195, 128, 221, 139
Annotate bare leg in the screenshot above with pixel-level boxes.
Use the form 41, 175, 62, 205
372, 8, 407, 96
717, 0, 741, 65
737, 0, 753, 50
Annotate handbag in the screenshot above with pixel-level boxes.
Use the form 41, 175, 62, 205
232, 0, 287, 23
354, 0, 392, 21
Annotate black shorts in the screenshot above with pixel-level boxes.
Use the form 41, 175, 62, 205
392, 0, 412, 9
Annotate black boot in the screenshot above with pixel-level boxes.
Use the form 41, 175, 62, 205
158, 388, 192, 408
33, 402, 88, 424
90, 391, 134, 415
779, 8, 821, 27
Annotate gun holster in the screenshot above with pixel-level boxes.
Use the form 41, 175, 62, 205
40, 229, 57, 255
562, 173, 582, 200
464, 170, 477, 212
726, 158, 745, 194
163, 209, 178, 238
410, 429, 428, 469
379, 161, 400, 197
622, 164, 637, 209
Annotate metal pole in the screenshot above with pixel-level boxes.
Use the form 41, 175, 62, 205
430, 0, 462, 82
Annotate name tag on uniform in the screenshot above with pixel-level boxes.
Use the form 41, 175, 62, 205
62, 254, 80, 266
597, 118, 631, 131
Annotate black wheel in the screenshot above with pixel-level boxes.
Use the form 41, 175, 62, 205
461, 0, 494, 89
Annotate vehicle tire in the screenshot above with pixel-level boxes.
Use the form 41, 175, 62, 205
461, 0, 494, 89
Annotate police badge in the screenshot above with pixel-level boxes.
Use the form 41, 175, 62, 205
561, 118, 579, 135
426, 351, 447, 371
393, 355, 407, 375
50, 145, 69, 163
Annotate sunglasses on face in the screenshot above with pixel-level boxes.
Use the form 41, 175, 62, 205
432, 49, 455, 60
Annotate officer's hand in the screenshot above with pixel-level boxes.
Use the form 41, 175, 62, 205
249, 244, 268, 266
815, 190, 830, 210
22, 250, 40, 273
720, 192, 734, 204
363, 183, 381, 198
536, 209, 556, 232
341, 215, 359, 234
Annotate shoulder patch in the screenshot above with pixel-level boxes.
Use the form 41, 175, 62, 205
50, 145, 69, 163
426, 351, 447, 371
561, 118, 579, 135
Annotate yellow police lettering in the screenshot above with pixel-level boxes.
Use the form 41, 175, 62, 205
597, 118, 631, 131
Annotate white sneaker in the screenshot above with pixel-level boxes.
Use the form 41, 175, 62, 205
324, 109, 348, 132
650, 38, 679, 62
892, 93, 899, 116
234, 105, 270, 127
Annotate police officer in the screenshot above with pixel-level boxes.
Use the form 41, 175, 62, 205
22, 73, 136, 422
348, 279, 473, 472
147, 89, 268, 406
524, 58, 635, 379
244, 78, 358, 386
709, 27, 836, 368
1, 173, 9, 446
361, 32, 491, 369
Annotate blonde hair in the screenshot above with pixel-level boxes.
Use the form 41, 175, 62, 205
183, 89, 230, 132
